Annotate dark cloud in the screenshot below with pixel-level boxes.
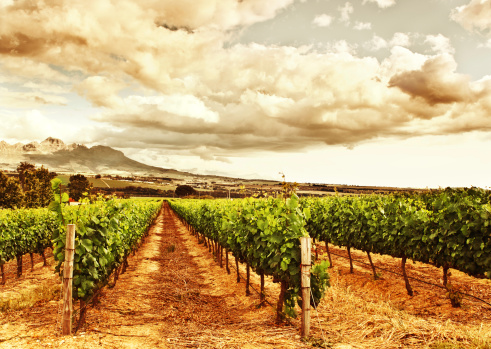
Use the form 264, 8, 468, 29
388, 55, 472, 106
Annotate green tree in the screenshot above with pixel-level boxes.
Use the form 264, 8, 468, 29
19, 166, 57, 208
69, 174, 92, 201
23, 170, 41, 208
0, 171, 24, 209
175, 185, 196, 197
16, 161, 35, 191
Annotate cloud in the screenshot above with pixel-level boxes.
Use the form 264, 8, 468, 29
362, 0, 396, 9
389, 32, 411, 47
353, 21, 372, 30
364, 35, 388, 51
338, 2, 354, 24
0, 87, 68, 108
0, 110, 64, 142
75, 76, 126, 108
425, 34, 455, 55
1, 0, 491, 158
312, 14, 333, 27
451, 0, 491, 34
388, 54, 472, 105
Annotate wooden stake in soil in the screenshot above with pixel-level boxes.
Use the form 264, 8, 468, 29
246, 261, 251, 296
62, 224, 76, 335
225, 249, 231, 274
16, 254, 22, 278
260, 271, 265, 306
401, 255, 413, 296
347, 246, 354, 273
42, 250, 47, 266
30, 253, 34, 271
300, 237, 311, 338
324, 239, 333, 267
443, 265, 449, 287
0, 264, 5, 285
235, 257, 240, 283
276, 280, 288, 324
366, 251, 378, 280
219, 245, 223, 268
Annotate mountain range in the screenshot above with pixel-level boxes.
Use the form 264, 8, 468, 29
0, 137, 193, 178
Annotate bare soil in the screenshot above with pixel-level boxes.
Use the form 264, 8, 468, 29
0, 203, 490, 348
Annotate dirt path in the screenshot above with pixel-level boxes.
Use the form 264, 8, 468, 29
0, 203, 307, 349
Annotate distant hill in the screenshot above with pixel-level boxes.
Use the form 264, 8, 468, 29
0, 137, 194, 178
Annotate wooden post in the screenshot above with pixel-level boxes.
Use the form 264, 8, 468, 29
325, 240, 333, 267
235, 257, 240, 283
225, 249, 230, 274
443, 265, 449, 287
347, 246, 354, 273
62, 224, 76, 335
300, 237, 311, 338
16, 254, 22, 278
260, 272, 265, 306
246, 262, 251, 296
42, 250, 47, 266
366, 251, 378, 280
30, 253, 34, 272
401, 256, 413, 296
0, 264, 5, 285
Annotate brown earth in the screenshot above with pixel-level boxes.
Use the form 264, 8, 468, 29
0, 203, 490, 348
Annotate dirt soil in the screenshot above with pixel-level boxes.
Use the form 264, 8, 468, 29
0, 202, 490, 349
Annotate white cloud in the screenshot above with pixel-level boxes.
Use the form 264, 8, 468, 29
312, 14, 333, 27
353, 21, 372, 30
478, 38, 491, 48
365, 35, 388, 51
0, 87, 68, 108
451, 0, 491, 35
389, 32, 411, 47
362, 0, 396, 9
425, 34, 455, 55
0, 110, 63, 142
338, 2, 354, 24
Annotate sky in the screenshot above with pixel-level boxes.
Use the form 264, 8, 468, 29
1, 0, 491, 188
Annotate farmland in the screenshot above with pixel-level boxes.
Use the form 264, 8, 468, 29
1, 200, 490, 348
1, 188, 491, 348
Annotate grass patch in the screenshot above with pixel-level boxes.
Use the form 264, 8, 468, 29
0, 279, 61, 312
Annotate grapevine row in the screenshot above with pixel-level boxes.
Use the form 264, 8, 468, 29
304, 187, 491, 294
167, 195, 330, 320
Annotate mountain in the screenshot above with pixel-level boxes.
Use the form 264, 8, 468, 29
0, 138, 193, 178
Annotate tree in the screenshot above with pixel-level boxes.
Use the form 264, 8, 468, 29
18, 165, 57, 208
175, 185, 196, 198
16, 162, 36, 191
69, 174, 92, 201
35, 167, 56, 206
0, 172, 24, 209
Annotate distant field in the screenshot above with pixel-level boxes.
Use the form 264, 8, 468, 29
55, 175, 176, 191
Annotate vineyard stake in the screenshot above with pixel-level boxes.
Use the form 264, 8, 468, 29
260, 272, 265, 306
300, 236, 311, 338
443, 265, 449, 287
347, 246, 354, 273
246, 261, 251, 296
16, 254, 22, 278
401, 255, 413, 296
42, 250, 47, 266
235, 257, 240, 283
225, 248, 231, 274
62, 224, 76, 335
366, 251, 378, 280
0, 264, 4, 285
324, 239, 333, 267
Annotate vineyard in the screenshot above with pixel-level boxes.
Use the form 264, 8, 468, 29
0, 188, 490, 348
